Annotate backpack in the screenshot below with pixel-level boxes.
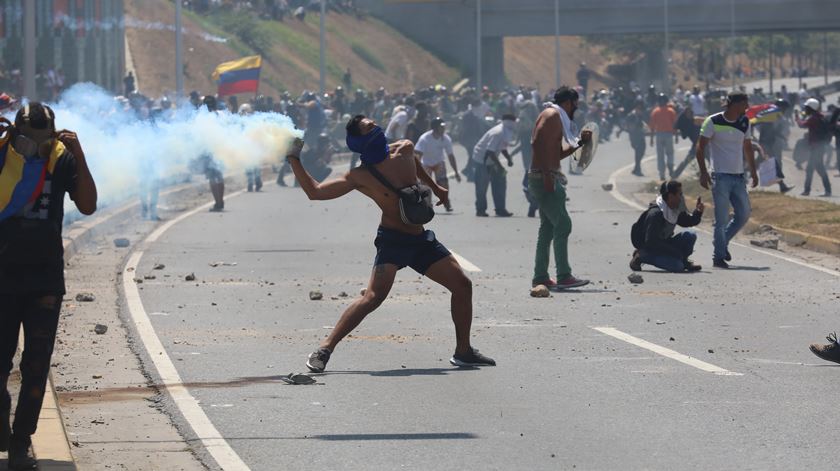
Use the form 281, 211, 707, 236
365, 164, 435, 225
812, 114, 836, 143
630, 207, 652, 249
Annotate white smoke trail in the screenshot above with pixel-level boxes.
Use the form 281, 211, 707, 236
125, 16, 228, 43
6, 83, 301, 212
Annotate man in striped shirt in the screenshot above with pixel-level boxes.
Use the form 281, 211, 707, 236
695, 91, 758, 269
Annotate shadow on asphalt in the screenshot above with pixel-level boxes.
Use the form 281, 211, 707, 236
725, 266, 771, 271
311, 432, 478, 441
324, 367, 480, 377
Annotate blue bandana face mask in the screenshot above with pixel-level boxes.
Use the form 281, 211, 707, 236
346, 125, 389, 166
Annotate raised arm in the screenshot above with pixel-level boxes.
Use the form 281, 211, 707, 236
59, 130, 97, 215
287, 142, 356, 200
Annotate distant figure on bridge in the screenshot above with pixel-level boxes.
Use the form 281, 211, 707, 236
696, 91, 758, 269
286, 116, 496, 372
630, 180, 704, 273
528, 86, 591, 290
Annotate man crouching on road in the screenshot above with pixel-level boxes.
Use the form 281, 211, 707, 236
286, 114, 495, 372
630, 180, 703, 273
1, 103, 97, 469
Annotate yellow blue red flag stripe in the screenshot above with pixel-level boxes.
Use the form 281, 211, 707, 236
212, 55, 262, 96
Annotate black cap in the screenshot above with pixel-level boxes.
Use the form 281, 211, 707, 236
431, 117, 445, 129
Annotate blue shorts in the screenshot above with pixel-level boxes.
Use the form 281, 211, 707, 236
374, 226, 451, 275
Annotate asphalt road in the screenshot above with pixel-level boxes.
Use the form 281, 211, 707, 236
123, 132, 840, 470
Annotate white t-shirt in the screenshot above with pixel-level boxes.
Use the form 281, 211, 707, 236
689, 92, 705, 116
469, 101, 491, 119
472, 122, 513, 164
415, 130, 453, 167
385, 110, 409, 140
700, 112, 750, 174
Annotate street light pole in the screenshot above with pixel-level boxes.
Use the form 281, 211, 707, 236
476, 0, 482, 91
319, 0, 326, 94
175, 0, 184, 97
769, 33, 774, 95
23, 0, 36, 100
554, 0, 561, 89
663, 0, 670, 93
730, 0, 735, 90
824, 32, 829, 86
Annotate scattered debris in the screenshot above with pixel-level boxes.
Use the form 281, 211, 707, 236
94, 324, 108, 335
113, 238, 130, 248
750, 238, 779, 250
92, 375, 103, 379
530, 285, 550, 298
144, 274, 156, 280
279, 373, 317, 385
185, 273, 196, 281
601, 183, 614, 191
209, 261, 237, 267
360, 288, 367, 296
309, 290, 323, 301
133, 278, 143, 284
655, 320, 666, 325
627, 273, 644, 284
75, 292, 96, 302
338, 291, 349, 298
707, 349, 715, 354
153, 263, 166, 270
669, 337, 675, 341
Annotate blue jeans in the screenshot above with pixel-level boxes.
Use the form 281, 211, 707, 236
711, 172, 751, 261
474, 164, 507, 214
640, 232, 696, 272
655, 132, 675, 178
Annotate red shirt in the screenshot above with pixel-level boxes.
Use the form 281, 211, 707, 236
649, 106, 677, 133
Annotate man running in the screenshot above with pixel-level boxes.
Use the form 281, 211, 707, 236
414, 117, 461, 212
696, 91, 758, 269
287, 115, 495, 372
528, 87, 591, 290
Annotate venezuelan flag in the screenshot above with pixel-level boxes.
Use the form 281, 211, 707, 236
212, 55, 262, 96
0, 137, 63, 222
747, 103, 783, 125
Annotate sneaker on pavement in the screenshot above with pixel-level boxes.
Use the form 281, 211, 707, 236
629, 250, 642, 271
810, 332, 840, 364
495, 210, 514, 217
450, 347, 496, 367
554, 276, 589, 289
713, 258, 729, 269
724, 249, 732, 262
476, 211, 489, 217
306, 347, 332, 373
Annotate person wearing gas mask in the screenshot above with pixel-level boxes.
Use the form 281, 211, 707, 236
286, 115, 495, 373
629, 180, 704, 273
0, 103, 97, 469
414, 117, 461, 212
528, 86, 592, 290
472, 114, 516, 217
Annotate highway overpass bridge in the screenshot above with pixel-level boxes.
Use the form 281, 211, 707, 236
358, 0, 840, 88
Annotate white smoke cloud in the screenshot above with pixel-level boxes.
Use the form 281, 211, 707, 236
6, 83, 301, 212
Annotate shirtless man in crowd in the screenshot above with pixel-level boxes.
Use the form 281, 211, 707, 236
286, 115, 496, 372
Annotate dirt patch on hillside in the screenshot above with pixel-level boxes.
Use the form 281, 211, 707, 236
125, 1, 459, 97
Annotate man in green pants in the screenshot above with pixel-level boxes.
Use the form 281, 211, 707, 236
529, 87, 591, 289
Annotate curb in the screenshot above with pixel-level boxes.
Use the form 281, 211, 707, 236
27, 181, 205, 469
743, 220, 840, 256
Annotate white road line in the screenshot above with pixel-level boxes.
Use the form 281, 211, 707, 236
592, 327, 743, 376
123, 190, 250, 471
607, 154, 840, 278
452, 251, 482, 272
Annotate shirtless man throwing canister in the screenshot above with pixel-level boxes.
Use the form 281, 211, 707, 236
287, 115, 496, 372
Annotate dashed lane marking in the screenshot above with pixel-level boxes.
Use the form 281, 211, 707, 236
123, 190, 250, 471
592, 327, 743, 376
